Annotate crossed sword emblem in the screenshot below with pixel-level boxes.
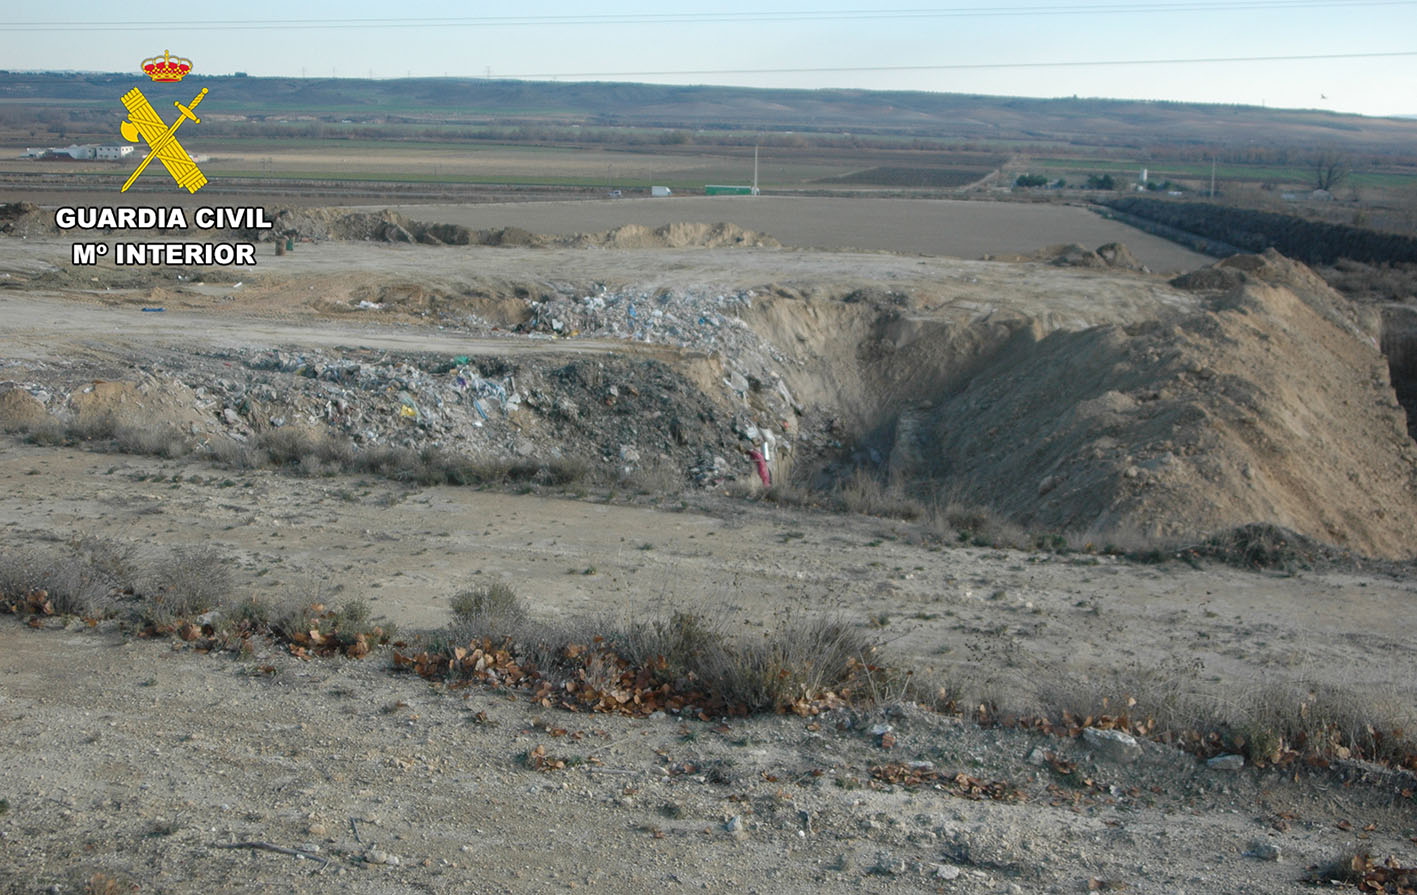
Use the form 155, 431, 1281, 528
119, 87, 209, 193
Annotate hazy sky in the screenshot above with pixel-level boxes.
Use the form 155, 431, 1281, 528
6, 1, 1416, 117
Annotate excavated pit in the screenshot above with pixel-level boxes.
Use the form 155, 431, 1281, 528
1380, 304, 1417, 441
762, 251, 1417, 558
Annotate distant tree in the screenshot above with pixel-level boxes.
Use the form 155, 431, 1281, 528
1310, 150, 1351, 192
1014, 173, 1048, 188
1085, 173, 1116, 190
1054, 178, 1066, 188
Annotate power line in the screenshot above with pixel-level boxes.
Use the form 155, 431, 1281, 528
496, 50, 1417, 80
8, 1, 1417, 30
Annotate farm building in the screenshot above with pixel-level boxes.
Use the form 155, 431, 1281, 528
22, 144, 134, 161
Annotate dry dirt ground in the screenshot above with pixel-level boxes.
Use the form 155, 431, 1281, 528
1, 199, 1415, 892
360, 197, 1211, 270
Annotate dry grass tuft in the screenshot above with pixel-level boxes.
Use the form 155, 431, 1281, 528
835, 470, 924, 520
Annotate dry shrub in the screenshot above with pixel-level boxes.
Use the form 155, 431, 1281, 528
724, 615, 882, 710
67, 412, 118, 442
1224, 678, 1417, 766
137, 545, 234, 627
606, 611, 881, 712
450, 578, 526, 629
1319, 258, 1417, 302
760, 481, 819, 508
1190, 523, 1330, 571
1005, 656, 1417, 769
20, 419, 67, 445
836, 470, 923, 520
208, 436, 264, 469
618, 459, 680, 496
112, 424, 192, 459
0, 536, 138, 616
928, 499, 1027, 548
432, 595, 884, 714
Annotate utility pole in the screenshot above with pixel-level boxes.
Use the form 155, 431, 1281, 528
753, 144, 759, 195
1210, 156, 1216, 198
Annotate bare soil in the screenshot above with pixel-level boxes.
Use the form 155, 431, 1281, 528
1, 199, 1415, 892
357, 197, 1211, 271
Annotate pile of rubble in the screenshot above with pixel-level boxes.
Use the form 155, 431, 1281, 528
0, 343, 787, 488
518, 286, 800, 479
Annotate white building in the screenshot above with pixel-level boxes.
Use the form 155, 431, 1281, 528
21, 144, 134, 161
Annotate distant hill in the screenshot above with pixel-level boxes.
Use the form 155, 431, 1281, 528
4, 72, 1417, 153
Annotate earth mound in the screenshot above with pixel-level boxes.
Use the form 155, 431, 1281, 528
0, 202, 56, 237
256, 208, 779, 249
879, 251, 1417, 556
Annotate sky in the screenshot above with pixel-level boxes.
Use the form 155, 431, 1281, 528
5, 0, 1417, 117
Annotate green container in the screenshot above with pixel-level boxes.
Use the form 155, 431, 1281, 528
285, 237, 295, 251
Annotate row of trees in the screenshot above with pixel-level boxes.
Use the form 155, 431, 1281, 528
1015, 173, 1117, 190
1017, 153, 1353, 193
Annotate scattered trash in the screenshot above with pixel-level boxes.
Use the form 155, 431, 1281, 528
140, 307, 165, 312
749, 448, 771, 486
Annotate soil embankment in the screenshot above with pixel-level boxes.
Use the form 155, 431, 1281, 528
3, 211, 1415, 556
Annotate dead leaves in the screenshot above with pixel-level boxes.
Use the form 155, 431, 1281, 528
1, 589, 54, 618
394, 637, 856, 721
282, 604, 387, 659
999, 707, 1157, 743
523, 744, 597, 772
869, 763, 1024, 802
1307, 851, 1417, 893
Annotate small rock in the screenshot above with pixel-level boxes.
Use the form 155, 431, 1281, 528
1082, 727, 1142, 764
871, 851, 906, 876
364, 849, 400, 866
935, 864, 961, 880
1026, 746, 1049, 766
1248, 841, 1281, 862
1207, 753, 1245, 771
307, 822, 327, 837
724, 815, 747, 838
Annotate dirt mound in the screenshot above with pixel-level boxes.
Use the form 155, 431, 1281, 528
0, 385, 49, 429
66, 378, 208, 432
258, 208, 779, 250
555, 221, 778, 249
1096, 241, 1145, 270
259, 208, 484, 245
871, 252, 1417, 557
0, 202, 56, 237
1001, 242, 1149, 271
1170, 266, 1246, 291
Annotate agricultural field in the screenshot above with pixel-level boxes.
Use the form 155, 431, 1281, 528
367, 195, 1207, 269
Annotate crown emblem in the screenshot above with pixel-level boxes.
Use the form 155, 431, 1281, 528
142, 50, 192, 82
